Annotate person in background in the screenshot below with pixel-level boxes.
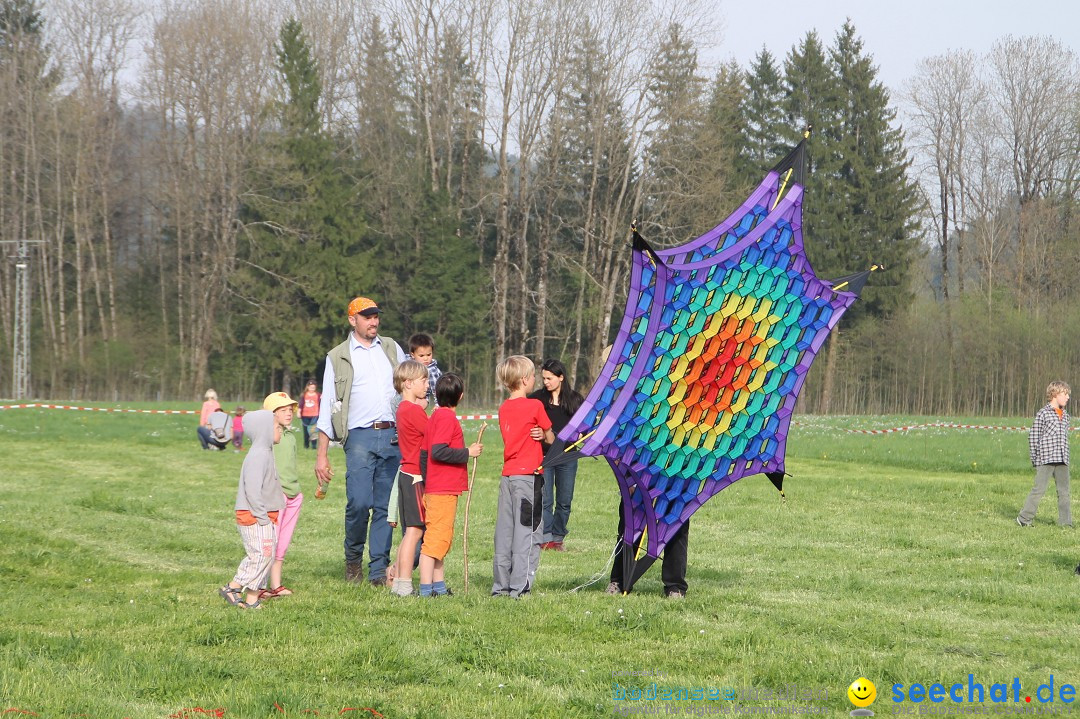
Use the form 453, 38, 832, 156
1017, 381, 1072, 528
299, 379, 321, 450
529, 359, 584, 551
408, 333, 442, 406
232, 406, 246, 452
196, 389, 222, 450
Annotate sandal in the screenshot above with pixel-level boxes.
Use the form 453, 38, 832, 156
237, 600, 263, 610
258, 586, 293, 599
218, 585, 242, 606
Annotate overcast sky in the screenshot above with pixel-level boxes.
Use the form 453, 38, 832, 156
703, 0, 1080, 95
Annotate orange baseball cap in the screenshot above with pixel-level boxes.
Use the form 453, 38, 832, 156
347, 296, 381, 317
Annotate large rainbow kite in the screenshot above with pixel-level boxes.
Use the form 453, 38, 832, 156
546, 140, 875, 590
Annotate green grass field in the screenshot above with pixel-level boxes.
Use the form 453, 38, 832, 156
1, 407, 1077, 718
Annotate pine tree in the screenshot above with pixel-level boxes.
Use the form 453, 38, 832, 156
781, 31, 842, 284
741, 48, 787, 182
234, 18, 373, 390
822, 21, 918, 319
642, 23, 706, 245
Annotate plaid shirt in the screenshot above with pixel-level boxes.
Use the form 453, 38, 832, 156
1029, 403, 1070, 466
424, 358, 443, 406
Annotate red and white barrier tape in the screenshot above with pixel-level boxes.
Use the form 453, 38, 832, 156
791, 421, 1059, 434
0, 405, 1067, 432
0, 403, 197, 414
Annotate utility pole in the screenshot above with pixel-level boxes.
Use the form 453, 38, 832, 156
3, 237, 42, 400
13, 250, 29, 398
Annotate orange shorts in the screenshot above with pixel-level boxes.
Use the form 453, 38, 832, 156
420, 494, 459, 560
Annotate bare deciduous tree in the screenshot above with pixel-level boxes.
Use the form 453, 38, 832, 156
142, 0, 274, 394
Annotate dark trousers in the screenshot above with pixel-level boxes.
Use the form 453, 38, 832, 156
301, 417, 318, 449
610, 500, 689, 594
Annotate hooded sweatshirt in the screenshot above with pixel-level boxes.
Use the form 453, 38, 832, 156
234, 409, 285, 525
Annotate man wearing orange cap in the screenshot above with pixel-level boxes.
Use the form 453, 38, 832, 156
315, 297, 407, 586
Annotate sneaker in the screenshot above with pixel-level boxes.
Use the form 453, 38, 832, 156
345, 561, 363, 583
605, 581, 622, 595
435, 587, 454, 597
665, 589, 685, 599
1016, 517, 1032, 527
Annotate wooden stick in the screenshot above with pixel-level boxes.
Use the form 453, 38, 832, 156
462, 421, 488, 594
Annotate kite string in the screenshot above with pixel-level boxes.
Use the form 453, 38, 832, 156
567, 541, 619, 594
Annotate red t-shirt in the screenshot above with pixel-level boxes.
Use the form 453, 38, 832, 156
396, 401, 428, 475
300, 391, 321, 418
499, 397, 552, 476
424, 407, 468, 495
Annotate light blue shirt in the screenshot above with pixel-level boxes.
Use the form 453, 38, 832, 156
316, 333, 406, 436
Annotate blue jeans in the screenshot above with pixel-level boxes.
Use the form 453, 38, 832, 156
301, 417, 317, 449
542, 458, 578, 542
343, 427, 401, 580
197, 426, 227, 450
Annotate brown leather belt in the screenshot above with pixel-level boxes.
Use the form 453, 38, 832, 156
366, 421, 396, 430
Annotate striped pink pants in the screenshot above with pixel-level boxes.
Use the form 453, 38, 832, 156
233, 521, 277, 591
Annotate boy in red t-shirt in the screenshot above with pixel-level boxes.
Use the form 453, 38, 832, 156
492, 356, 553, 598
418, 373, 483, 597
388, 360, 430, 597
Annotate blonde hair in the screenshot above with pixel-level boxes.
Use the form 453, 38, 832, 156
204, 388, 218, 401
394, 359, 429, 394
1046, 381, 1071, 402
497, 355, 535, 392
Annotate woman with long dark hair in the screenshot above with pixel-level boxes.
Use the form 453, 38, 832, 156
529, 359, 584, 551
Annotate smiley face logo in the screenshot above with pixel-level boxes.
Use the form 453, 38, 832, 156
848, 678, 877, 708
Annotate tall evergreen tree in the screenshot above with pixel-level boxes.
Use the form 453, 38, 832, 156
234, 18, 372, 390
781, 31, 842, 283
741, 48, 787, 183
371, 22, 491, 381
822, 21, 918, 319
641, 23, 706, 245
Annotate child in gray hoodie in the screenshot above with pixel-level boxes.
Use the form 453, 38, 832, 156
218, 409, 285, 609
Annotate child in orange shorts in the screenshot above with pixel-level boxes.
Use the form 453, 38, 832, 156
418, 373, 483, 597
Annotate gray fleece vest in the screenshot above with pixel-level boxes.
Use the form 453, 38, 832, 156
327, 334, 401, 443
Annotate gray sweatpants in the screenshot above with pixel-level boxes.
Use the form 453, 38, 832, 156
1019, 463, 1072, 526
492, 474, 543, 597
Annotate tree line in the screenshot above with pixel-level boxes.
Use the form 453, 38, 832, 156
0, 0, 1076, 414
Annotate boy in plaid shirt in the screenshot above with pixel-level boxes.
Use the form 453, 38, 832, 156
409, 333, 442, 406
1017, 381, 1072, 527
